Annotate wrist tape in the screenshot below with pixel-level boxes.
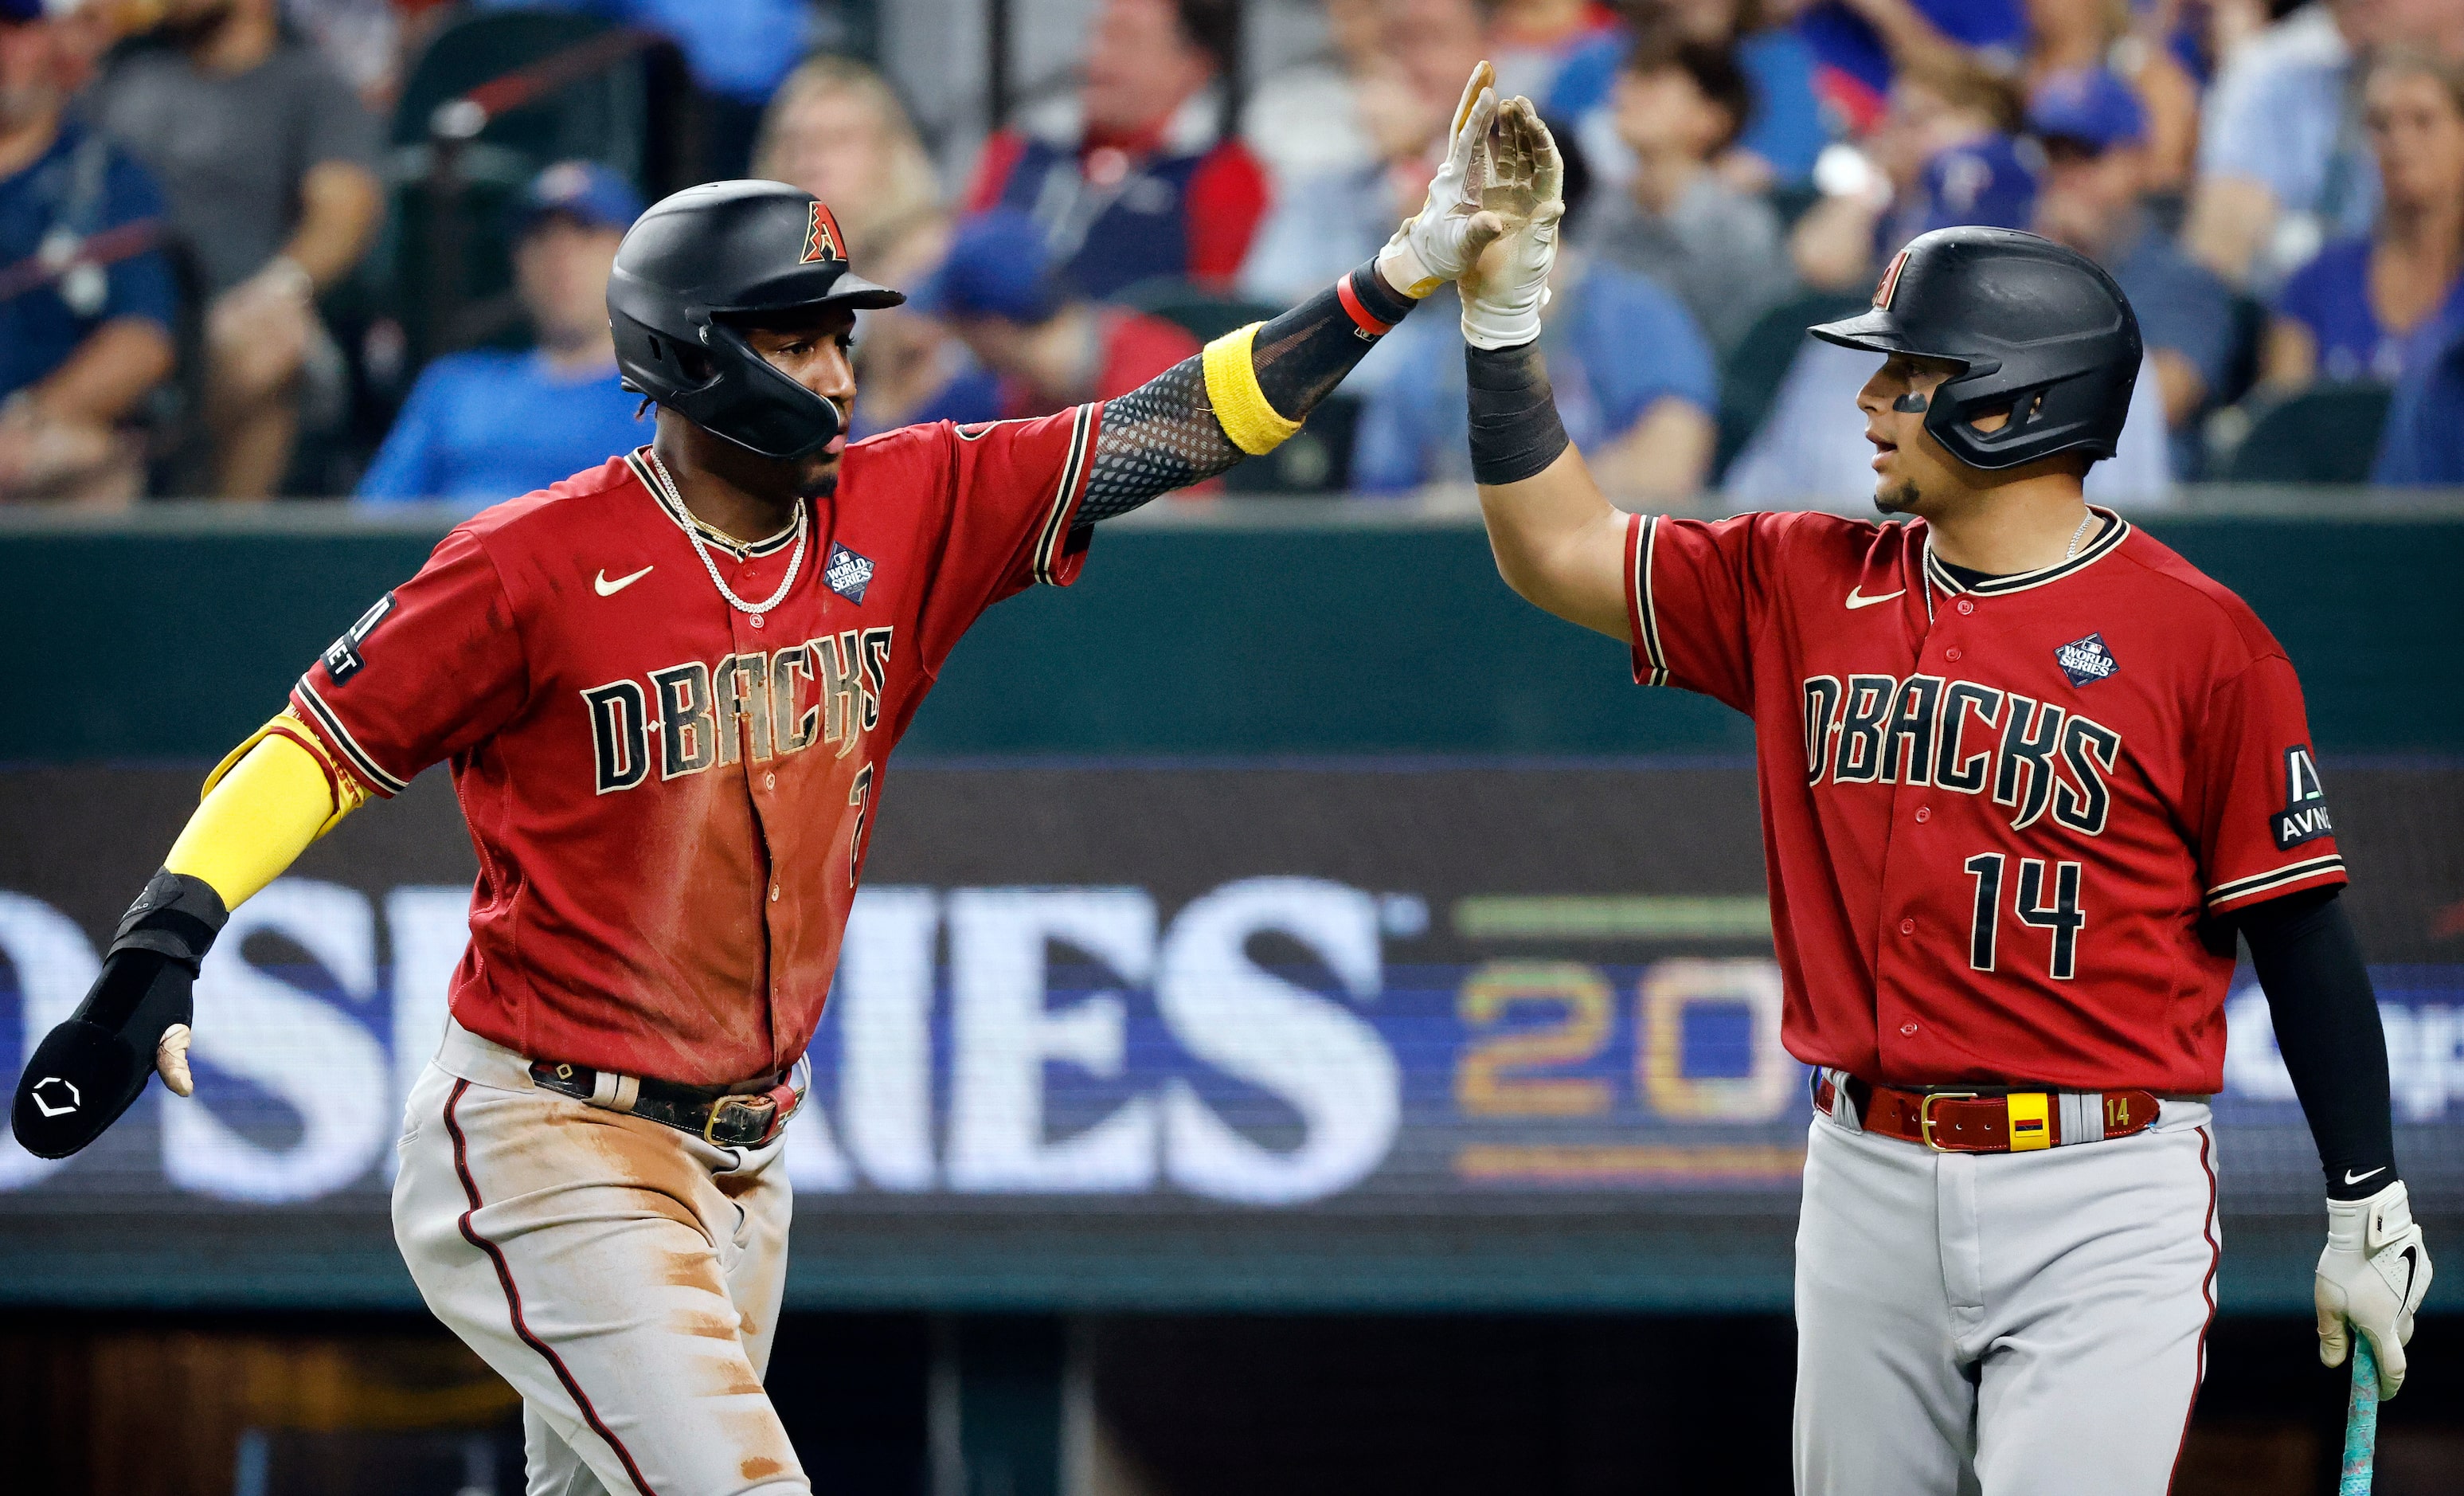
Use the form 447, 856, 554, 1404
1466, 341, 1570, 486
1338, 264, 1414, 336
109, 869, 229, 977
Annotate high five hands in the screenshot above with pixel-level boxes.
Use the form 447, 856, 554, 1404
1461, 95, 1566, 350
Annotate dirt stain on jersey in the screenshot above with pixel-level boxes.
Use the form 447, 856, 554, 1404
742, 1457, 786, 1481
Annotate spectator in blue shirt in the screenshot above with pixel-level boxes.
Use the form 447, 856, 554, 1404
2184, 0, 2464, 290
2030, 66, 2235, 475
2371, 293, 2464, 484
1553, 0, 1831, 190
1353, 257, 1719, 498
1578, 30, 1794, 354
2264, 51, 2464, 392
357, 163, 647, 509
1792, 51, 2034, 294
0, 1, 174, 503
1797, 0, 2025, 132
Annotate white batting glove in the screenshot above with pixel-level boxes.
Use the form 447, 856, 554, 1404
1458, 96, 1565, 351
2316, 1179, 2431, 1398
1375, 61, 1507, 299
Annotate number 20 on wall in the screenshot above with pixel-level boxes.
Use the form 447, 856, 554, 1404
1453, 958, 1797, 1124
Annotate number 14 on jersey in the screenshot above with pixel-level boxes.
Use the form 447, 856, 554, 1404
1964, 852, 2087, 980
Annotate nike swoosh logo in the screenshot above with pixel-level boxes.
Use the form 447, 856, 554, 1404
2399, 1245, 2419, 1306
2345, 1167, 2388, 1186
1844, 588, 1904, 610
594, 565, 653, 597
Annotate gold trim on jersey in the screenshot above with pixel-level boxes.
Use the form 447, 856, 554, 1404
1031, 404, 1098, 586
624, 448, 802, 559
2206, 855, 2347, 910
1632, 514, 1670, 687
1923, 507, 2131, 599
293, 678, 413, 797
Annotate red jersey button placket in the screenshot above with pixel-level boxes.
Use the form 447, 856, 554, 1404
741, 560, 765, 627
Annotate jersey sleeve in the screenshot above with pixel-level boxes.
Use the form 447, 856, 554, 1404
913, 403, 1101, 673
287, 527, 530, 797
2192, 652, 2349, 912
1627, 511, 1790, 713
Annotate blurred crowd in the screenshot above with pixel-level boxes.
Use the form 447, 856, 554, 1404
3, 0, 2462, 508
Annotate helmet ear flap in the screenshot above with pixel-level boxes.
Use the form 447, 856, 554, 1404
1928, 367, 2126, 470
614, 308, 722, 397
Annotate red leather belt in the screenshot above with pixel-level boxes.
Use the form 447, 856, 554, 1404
1814, 1071, 2158, 1153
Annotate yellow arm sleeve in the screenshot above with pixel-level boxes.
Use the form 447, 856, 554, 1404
164, 711, 366, 909
1200, 323, 1304, 456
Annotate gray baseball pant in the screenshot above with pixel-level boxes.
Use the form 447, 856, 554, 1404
393, 1019, 808, 1496
1793, 1089, 2220, 1495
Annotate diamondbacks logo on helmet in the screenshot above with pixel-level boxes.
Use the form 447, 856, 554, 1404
1873, 249, 1911, 309
800, 202, 845, 264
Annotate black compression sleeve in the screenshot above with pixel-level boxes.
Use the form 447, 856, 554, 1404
1251, 264, 1415, 417
1466, 341, 1570, 485
1074, 262, 1418, 526
2239, 887, 2397, 1198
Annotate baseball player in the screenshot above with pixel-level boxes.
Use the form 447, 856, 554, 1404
1454, 102, 2431, 1492
6, 66, 1516, 1496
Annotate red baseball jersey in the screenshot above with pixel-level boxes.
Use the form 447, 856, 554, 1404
289, 409, 1101, 1084
1625, 507, 2345, 1094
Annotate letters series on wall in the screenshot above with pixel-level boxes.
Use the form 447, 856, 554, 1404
2, 766, 2458, 1222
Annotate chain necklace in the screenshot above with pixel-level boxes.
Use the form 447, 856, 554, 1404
644, 449, 808, 625
2065, 509, 2096, 560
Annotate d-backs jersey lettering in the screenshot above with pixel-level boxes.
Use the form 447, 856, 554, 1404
1624, 507, 2344, 1094
287, 407, 1101, 1084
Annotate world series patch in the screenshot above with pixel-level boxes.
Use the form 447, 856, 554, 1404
2273, 745, 2333, 849
2054, 632, 2118, 687
825, 542, 874, 604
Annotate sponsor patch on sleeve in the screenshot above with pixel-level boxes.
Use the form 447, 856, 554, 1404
320, 591, 396, 684
2273, 745, 2334, 849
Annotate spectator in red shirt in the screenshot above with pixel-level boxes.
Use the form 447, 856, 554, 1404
914, 210, 1203, 426
962, 0, 1268, 300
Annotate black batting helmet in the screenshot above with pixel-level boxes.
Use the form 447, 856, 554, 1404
608, 180, 904, 462
1809, 226, 2141, 472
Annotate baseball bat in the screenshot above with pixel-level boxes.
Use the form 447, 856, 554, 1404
2338, 1336, 2379, 1496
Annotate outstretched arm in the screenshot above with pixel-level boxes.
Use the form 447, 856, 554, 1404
10, 711, 358, 1157
1456, 97, 1633, 640
1074, 260, 1426, 523
1469, 348, 1630, 640
1075, 62, 1509, 526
